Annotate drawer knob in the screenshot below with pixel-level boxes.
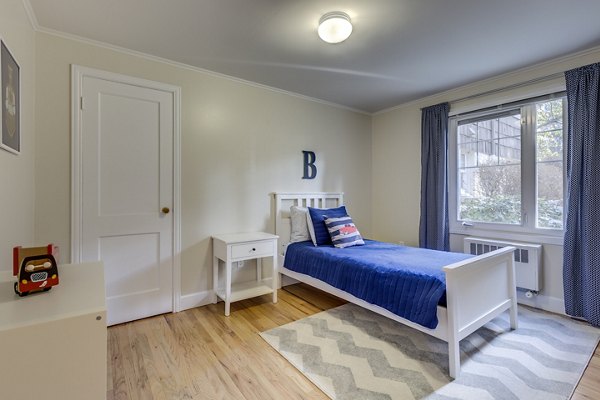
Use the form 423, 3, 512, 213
252, 248, 256, 251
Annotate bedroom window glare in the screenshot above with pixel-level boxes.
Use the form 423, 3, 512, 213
450, 95, 566, 237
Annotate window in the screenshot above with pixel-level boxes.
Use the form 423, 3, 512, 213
449, 95, 566, 238
535, 99, 564, 229
457, 111, 522, 225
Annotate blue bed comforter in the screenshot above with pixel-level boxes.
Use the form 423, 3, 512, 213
284, 240, 473, 329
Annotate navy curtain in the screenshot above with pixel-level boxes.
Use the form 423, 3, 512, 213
563, 62, 600, 327
419, 102, 450, 251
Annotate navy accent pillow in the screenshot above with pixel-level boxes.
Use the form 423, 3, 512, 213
308, 206, 347, 246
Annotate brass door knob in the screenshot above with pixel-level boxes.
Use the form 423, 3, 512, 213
161, 207, 170, 214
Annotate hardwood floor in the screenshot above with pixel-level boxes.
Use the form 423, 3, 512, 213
107, 284, 600, 400
571, 341, 600, 400
106, 284, 345, 400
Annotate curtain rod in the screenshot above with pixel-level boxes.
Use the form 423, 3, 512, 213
448, 71, 565, 105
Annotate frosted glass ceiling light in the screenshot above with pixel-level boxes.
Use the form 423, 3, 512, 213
318, 12, 352, 44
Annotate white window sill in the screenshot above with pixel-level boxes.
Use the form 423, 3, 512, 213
450, 226, 564, 246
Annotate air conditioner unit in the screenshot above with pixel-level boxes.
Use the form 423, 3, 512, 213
464, 237, 542, 292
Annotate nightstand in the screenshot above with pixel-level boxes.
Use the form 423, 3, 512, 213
212, 232, 279, 316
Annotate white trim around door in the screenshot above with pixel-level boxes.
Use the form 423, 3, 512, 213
71, 65, 182, 313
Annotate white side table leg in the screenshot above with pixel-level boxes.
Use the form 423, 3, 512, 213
256, 258, 262, 282
272, 252, 278, 304
225, 260, 232, 316
212, 256, 219, 304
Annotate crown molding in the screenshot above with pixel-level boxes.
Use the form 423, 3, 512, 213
374, 44, 600, 116
22, 0, 369, 116
32, 25, 370, 116
21, 0, 39, 31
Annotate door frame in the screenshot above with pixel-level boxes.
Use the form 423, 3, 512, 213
71, 65, 182, 312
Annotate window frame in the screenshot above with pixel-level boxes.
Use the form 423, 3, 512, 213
448, 94, 567, 245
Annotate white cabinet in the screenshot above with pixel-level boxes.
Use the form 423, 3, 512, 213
0, 262, 107, 400
212, 232, 278, 316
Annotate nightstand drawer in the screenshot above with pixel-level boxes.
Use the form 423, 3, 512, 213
231, 241, 273, 259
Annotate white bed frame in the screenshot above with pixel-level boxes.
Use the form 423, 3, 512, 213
273, 192, 518, 379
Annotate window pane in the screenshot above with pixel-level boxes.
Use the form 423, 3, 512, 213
459, 165, 522, 224
536, 99, 564, 229
537, 129, 562, 162
536, 100, 563, 132
459, 125, 477, 141
498, 137, 521, 164
459, 142, 477, 167
478, 141, 495, 164
458, 113, 522, 225
537, 162, 563, 229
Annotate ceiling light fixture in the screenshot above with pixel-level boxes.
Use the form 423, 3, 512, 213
318, 12, 353, 44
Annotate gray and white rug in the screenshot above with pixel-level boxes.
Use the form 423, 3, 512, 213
260, 303, 600, 400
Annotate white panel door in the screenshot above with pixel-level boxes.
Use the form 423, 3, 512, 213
81, 76, 174, 326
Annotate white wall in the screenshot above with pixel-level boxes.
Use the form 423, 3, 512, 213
34, 32, 372, 300
371, 47, 600, 310
0, 0, 36, 274
371, 106, 421, 246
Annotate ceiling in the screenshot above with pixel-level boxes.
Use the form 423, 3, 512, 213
28, 0, 600, 113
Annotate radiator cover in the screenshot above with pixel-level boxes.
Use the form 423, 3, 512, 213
463, 237, 542, 292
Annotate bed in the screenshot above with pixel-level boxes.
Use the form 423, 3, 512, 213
273, 192, 518, 379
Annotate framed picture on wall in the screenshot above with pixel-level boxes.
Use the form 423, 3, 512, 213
1, 39, 20, 154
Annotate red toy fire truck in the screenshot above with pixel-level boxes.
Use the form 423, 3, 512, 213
13, 244, 59, 297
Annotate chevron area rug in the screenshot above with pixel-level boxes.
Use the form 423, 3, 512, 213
260, 303, 600, 400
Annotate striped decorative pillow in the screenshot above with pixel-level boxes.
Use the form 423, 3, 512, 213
324, 215, 365, 248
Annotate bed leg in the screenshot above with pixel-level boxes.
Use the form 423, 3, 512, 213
509, 300, 518, 330
445, 274, 461, 379
448, 339, 460, 379
272, 245, 280, 303
508, 256, 518, 330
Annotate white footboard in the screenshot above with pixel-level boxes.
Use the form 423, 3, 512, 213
443, 246, 518, 378
279, 246, 518, 379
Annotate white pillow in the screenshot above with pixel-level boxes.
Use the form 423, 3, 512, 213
290, 206, 311, 243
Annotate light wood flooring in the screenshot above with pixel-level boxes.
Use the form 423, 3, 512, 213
107, 284, 600, 400
572, 340, 600, 400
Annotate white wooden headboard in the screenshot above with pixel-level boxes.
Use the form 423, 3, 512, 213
273, 192, 344, 255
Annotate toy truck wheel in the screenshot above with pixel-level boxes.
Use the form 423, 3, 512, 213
14, 283, 29, 297
43, 287, 52, 292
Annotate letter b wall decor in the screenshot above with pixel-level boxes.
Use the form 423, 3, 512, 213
302, 151, 317, 179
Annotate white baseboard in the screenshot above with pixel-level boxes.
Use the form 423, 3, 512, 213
178, 290, 214, 312
517, 290, 565, 315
